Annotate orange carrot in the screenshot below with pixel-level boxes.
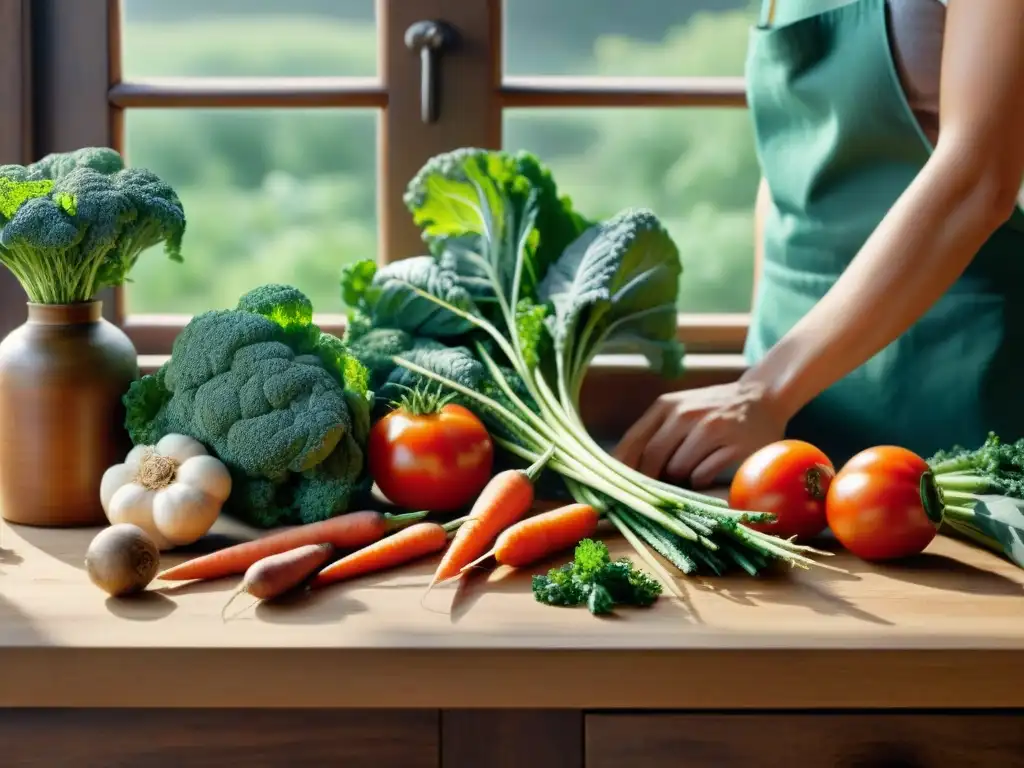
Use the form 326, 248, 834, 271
221, 543, 334, 619
157, 510, 425, 582
311, 517, 467, 589
461, 503, 599, 572
428, 445, 554, 588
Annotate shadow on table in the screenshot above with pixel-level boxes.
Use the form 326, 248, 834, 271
0, 547, 23, 567
0, 593, 46, 644
104, 591, 178, 621
695, 573, 895, 627
7, 522, 88, 571
254, 589, 369, 625
843, 551, 1024, 597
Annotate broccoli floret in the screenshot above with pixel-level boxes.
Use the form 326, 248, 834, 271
0, 148, 185, 303
26, 147, 125, 179
123, 285, 371, 528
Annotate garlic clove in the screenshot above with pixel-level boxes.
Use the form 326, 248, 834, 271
123, 445, 149, 470
155, 434, 208, 464
107, 483, 172, 551
177, 455, 233, 503
152, 484, 220, 547
100, 463, 137, 514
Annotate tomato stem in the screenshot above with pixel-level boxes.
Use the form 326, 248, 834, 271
919, 471, 945, 525
390, 382, 458, 416
803, 463, 834, 501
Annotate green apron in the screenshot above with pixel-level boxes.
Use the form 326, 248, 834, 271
744, 0, 1024, 464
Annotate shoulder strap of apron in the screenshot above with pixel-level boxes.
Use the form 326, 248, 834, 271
760, 0, 860, 27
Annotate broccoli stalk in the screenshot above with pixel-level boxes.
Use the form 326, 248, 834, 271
0, 147, 185, 303
927, 434, 1024, 568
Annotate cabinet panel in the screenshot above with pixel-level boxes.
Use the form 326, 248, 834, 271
0, 708, 439, 767
442, 710, 582, 768
586, 713, 1024, 767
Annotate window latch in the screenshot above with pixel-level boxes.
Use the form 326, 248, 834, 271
404, 20, 459, 124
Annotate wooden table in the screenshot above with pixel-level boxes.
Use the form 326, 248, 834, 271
2, 511, 1024, 767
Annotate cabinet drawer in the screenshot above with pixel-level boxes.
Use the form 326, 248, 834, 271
586, 713, 1024, 767
0, 709, 439, 767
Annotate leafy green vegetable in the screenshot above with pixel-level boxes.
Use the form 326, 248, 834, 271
404, 147, 592, 302
929, 433, 1024, 569
344, 256, 478, 338
123, 284, 371, 529
344, 147, 825, 577
531, 539, 662, 615
0, 147, 185, 303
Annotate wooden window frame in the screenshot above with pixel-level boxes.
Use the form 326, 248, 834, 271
1, 0, 749, 436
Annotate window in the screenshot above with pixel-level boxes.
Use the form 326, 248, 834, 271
2, 0, 756, 434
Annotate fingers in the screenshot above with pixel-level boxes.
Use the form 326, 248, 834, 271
690, 446, 743, 489
614, 396, 671, 467
664, 418, 725, 486
637, 410, 700, 479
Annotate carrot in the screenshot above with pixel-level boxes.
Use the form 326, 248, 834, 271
428, 445, 554, 589
221, 543, 335, 619
461, 503, 600, 572
311, 517, 467, 589
157, 510, 425, 582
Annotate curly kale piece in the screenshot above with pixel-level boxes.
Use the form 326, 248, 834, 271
123, 285, 371, 528
531, 539, 662, 616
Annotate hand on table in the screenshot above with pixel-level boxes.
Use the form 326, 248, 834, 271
613, 381, 789, 489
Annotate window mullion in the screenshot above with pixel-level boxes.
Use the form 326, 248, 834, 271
0, 0, 32, 337
378, 0, 500, 263
29, 0, 119, 324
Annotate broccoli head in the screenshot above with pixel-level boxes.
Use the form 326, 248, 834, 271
0, 147, 185, 303
124, 284, 373, 528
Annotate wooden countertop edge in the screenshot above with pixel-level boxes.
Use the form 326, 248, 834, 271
2, 647, 1022, 709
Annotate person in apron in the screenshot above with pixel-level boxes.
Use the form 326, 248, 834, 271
616, 0, 1024, 487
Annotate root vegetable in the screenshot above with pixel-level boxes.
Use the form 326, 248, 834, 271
157, 510, 425, 583
461, 503, 600, 572
312, 517, 467, 589
221, 543, 335, 619
427, 446, 553, 590
85, 524, 160, 597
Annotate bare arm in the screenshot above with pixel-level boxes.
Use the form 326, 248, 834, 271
752, 176, 770, 304
743, 0, 1024, 419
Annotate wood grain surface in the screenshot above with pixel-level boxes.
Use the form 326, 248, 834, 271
0, 709, 438, 767
585, 713, 1024, 768
2, 509, 1023, 709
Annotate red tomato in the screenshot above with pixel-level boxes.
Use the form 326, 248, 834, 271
369, 403, 494, 512
730, 440, 835, 541
826, 445, 942, 562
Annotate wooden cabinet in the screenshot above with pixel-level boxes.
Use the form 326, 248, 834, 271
0, 709, 438, 768
585, 714, 1024, 768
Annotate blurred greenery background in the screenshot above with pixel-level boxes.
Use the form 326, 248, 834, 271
121, 0, 760, 315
